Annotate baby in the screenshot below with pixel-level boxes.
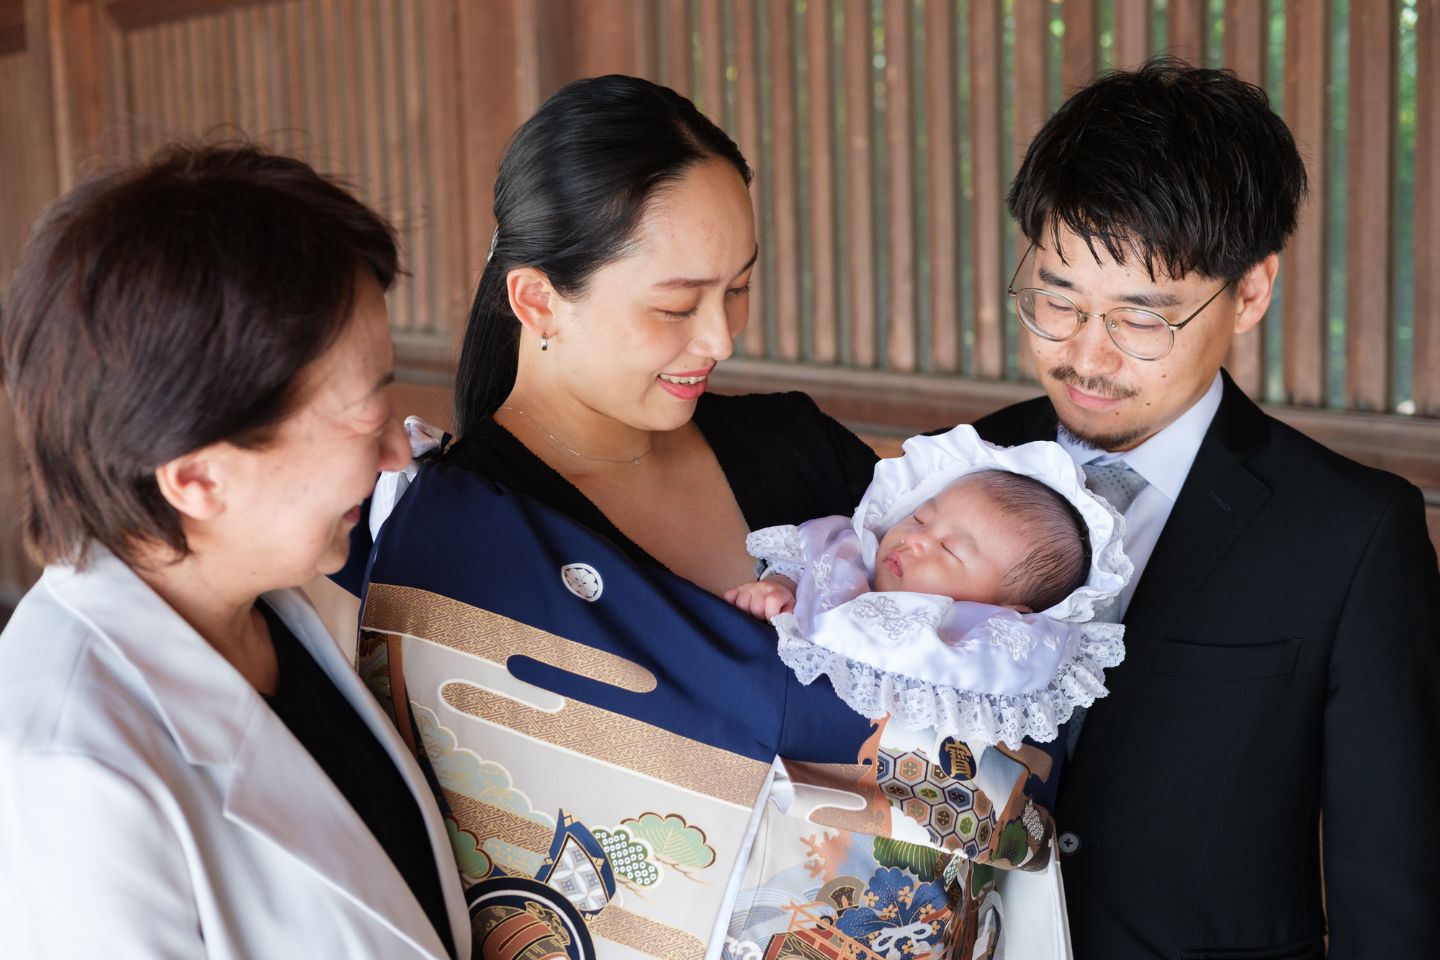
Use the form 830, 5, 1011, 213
726, 469, 1090, 620
724, 425, 1131, 749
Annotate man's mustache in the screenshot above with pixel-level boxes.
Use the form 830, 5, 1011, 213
1048, 364, 1138, 400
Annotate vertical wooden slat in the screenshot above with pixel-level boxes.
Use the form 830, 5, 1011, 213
659, 0, 690, 98
843, 0, 875, 366
1222, 0, 1267, 397
250, 5, 272, 140
106, 10, 130, 159
768, 0, 800, 361
455, 0, 518, 271
1112, 0, 1151, 70
806, 0, 837, 364
400, 0, 426, 333
355, 0, 382, 233
380, 0, 406, 331
1166, 0, 1207, 65
732, 0, 764, 356
884, 0, 914, 371
1060, 0, 1097, 94
698, 0, 723, 119
263, 2, 287, 148
926, 0, 957, 372
320, 0, 344, 157
575, 0, 645, 78
1344, 0, 1395, 411
282, 0, 305, 156
1013, 0, 1050, 381
1415, 0, 1440, 416
970, 0, 1004, 378
424, 0, 461, 335
1282, 0, 1327, 407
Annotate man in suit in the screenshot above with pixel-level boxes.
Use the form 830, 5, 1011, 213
968, 58, 1440, 958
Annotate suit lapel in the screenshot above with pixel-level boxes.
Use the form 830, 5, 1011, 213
1074, 375, 1272, 755
46, 552, 454, 960
263, 590, 470, 957
223, 705, 452, 960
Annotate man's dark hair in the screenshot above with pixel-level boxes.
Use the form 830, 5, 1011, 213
970, 471, 1092, 613
1, 142, 399, 567
1008, 56, 1308, 282
454, 74, 752, 433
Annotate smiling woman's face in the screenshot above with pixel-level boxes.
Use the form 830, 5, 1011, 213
537, 157, 757, 433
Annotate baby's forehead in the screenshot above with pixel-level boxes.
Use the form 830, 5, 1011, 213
934, 471, 1042, 520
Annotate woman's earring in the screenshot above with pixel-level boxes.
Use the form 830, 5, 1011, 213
540, 335, 549, 352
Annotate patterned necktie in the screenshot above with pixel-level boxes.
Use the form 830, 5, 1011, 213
1082, 460, 1148, 518
1065, 460, 1148, 758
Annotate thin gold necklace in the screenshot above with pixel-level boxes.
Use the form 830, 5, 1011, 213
501, 405, 653, 466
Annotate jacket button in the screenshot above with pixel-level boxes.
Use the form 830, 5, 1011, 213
1058, 831, 1081, 855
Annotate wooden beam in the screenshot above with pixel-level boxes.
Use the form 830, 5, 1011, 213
843, 0, 874, 366
1344, 0, 1396, 411
884, 0, 914, 371
1111, 0, 1151, 70
1222, 0, 1268, 397
1415, 0, 1440, 415
806, 0, 837, 363
969, 0, 1004, 378
0, 0, 24, 55
924, 0, 957, 372
768, 0, 800, 361
1060, 0, 1097, 94
1013, 0, 1050, 382
1282, 0, 1327, 406
1166, 0, 1207, 65
733, 0, 764, 357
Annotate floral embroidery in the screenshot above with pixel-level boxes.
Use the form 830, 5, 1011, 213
986, 618, 1038, 661
852, 595, 942, 644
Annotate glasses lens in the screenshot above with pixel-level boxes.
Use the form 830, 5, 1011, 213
1107, 309, 1173, 360
1017, 289, 1080, 340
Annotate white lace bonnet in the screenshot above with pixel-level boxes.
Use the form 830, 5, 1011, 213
853, 424, 1131, 621
773, 425, 1133, 749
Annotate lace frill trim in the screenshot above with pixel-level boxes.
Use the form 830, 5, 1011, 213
774, 616, 1126, 750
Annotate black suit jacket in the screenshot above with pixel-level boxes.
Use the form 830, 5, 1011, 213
971, 371, 1440, 960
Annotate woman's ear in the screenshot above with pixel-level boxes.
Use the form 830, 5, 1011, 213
507, 266, 559, 341
153, 447, 227, 522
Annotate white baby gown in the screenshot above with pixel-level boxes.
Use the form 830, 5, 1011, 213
747, 424, 1134, 751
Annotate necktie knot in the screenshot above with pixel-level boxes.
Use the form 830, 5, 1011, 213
1083, 461, 1148, 516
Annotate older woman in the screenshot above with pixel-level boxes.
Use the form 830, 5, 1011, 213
0, 145, 468, 958
349, 77, 1069, 959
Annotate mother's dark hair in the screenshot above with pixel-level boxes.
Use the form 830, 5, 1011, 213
1, 142, 399, 567
454, 74, 751, 433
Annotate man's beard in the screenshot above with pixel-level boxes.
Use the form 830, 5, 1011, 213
1047, 363, 1148, 451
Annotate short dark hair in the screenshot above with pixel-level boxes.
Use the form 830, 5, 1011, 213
453, 74, 752, 433
1008, 56, 1307, 282
969, 470, 1091, 613
1, 142, 399, 567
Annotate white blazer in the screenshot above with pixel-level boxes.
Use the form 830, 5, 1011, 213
0, 547, 471, 959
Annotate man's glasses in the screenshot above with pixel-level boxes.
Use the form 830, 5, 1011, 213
1007, 244, 1231, 361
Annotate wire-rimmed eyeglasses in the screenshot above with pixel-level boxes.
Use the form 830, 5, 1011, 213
1007, 244, 1231, 361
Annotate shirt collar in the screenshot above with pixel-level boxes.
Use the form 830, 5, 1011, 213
1056, 372, 1224, 502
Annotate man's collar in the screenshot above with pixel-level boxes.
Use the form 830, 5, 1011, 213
1057, 372, 1224, 502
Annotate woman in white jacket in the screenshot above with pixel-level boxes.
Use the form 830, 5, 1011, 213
0, 145, 470, 959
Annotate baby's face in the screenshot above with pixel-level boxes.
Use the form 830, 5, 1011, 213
873, 475, 1034, 608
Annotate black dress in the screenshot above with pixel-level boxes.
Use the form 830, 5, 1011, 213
442, 390, 879, 568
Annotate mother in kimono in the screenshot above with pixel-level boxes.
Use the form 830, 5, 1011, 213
350, 76, 1067, 959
